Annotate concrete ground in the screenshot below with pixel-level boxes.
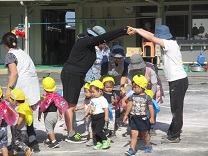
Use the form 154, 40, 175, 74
0, 69, 208, 156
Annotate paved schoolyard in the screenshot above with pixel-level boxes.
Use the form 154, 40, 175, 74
1, 70, 208, 156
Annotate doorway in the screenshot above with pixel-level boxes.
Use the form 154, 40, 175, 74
41, 10, 75, 65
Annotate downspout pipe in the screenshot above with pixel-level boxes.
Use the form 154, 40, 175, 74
20, 1, 29, 54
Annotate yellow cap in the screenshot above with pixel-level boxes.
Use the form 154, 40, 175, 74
133, 75, 148, 89
42, 77, 56, 92
10, 88, 28, 100
84, 83, 90, 90
0, 86, 3, 97
102, 76, 115, 84
145, 89, 154, 98
90, 80, 104, 89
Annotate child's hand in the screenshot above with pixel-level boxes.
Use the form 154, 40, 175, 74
150, 117, 155, 124
14, 124, 18, 129
40, 95, 46, 100
74, 108, 78, 111
103, 122, 108, 130
123, 115, 128, 124
59, 113, 62, 120
120, 88, 126, 97
111, 99, 116, 105
104, 116, 109, 122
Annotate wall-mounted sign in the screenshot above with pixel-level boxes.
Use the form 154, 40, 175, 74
192, 19, 208, 39
126, 47, 142, 57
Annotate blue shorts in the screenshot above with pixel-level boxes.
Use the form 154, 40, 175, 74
0, 127, 8, 148
130, 115, 150, 132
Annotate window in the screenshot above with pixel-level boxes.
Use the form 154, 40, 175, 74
65, 11, 75, 29
166, 15, 188, 38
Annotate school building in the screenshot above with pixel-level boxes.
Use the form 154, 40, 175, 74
0, 0, 208, 66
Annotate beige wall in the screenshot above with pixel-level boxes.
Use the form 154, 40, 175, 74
77, 6, 137, 49
0, 5, 138, 64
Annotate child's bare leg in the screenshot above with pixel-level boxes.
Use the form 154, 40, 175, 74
48, 133, 56, 141
130, 130, 138, 150
1, 147, 9, 156
89, 132, 93, 139
141, 131, 150, 146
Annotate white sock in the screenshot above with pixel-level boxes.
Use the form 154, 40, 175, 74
52, 140, 56, 143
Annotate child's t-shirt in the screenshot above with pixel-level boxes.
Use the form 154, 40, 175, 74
43, 101, 57, 113
103, 91, 117, 108
128, 93, 152, 116
16, 102, 33, 130
84, 97, 91, 111
90, 96, 108, 115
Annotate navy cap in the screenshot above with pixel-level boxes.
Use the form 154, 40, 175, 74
110, 45, 125, 58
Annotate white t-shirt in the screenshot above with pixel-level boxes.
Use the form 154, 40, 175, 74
90, 96, 108, 115
5, 48, 40, 105
162, 39, 187, 82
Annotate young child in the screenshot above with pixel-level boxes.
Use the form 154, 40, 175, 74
75, 83, 93, 146
9, 88, 34, 156
38, 76, 68, 148
123, 75, 155, 156
0, 86, 8, 156
84, 80, 110, 150
0, 86, 18, 156
102, 76, 118, 137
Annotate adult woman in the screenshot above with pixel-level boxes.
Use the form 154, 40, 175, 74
101, 45, 129, 96
85, 41, 110, 83
0, 32, 40, 148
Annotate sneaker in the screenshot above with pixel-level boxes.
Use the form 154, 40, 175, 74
145, 146, 152, 153
48, 141, 60, 148
82, 131, 89, 137
28, 140, 39, 148
86, 139, 93, 146
124, 148, 135, 156
93, 142, 103, 150
25, 148, 34, 156
8, 150, 18, 156
161, 137, 181, 144
161, 134, 169, 139
65, 133, 86, 143
108, 131, 117, 138
149, 129, 156, 136
43, 139, 51, 146
107, 138, 111, 145
102, 139, 110, 149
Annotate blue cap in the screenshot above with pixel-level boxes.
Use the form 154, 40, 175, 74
87, 26, 106, 36
154, 25, 173, 39
110, 45, 125, 58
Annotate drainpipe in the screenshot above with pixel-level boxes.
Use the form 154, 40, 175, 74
78, 1, 83, 35
20, 1, 29, 54
157, 0, 164, 23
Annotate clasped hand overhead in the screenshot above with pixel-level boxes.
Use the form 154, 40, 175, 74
127, 26, 136, 35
